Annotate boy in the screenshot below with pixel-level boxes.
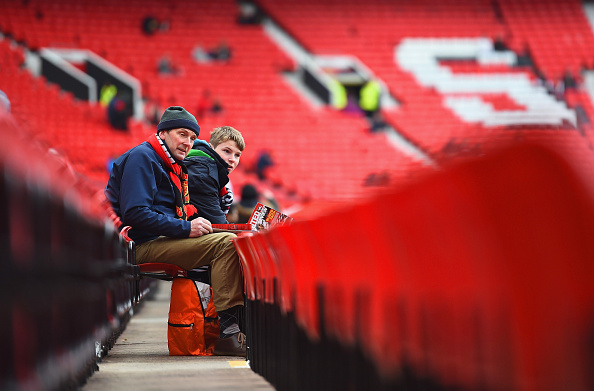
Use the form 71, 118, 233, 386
184, 126, 245, 224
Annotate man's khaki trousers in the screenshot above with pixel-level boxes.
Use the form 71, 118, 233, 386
136, 232, 243, 312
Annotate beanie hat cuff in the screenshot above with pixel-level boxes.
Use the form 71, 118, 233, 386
157, 118, 200, 136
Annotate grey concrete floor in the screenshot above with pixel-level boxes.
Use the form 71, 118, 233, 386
82, 281, 275, 391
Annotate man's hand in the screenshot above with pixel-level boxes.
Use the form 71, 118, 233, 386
189, 217, 213, 237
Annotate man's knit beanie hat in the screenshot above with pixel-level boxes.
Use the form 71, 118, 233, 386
157, 106, 200, 136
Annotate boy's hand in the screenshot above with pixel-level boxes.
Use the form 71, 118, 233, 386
189, 217, 213, 237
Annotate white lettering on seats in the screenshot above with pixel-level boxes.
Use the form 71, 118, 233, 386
395, 38, 576, 127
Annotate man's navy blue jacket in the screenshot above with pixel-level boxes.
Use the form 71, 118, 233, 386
105, 141, 191, 245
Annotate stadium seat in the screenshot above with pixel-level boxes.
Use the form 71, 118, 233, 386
119, 226, 209, 303
231, 232, 258, 301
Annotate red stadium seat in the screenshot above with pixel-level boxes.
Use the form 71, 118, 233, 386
231, 232, 258, 300
119, 226, 209, 303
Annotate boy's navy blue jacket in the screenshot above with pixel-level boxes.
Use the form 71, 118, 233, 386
184, 140, 230, 225
105, 141, 191, 244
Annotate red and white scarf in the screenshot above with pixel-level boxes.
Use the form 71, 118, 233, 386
147, 134, 197, 220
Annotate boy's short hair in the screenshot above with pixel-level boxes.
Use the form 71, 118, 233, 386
210, 126, 245, 151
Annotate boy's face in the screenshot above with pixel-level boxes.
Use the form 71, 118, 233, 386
213, 140, 242, 173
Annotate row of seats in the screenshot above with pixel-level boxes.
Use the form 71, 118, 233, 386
3, 0, 594, 203
0, 40, 150, 188
0, 113, 139, 390
258, 0, 594, 167
498, 0, 594, 78
0, 0, 420, 203
0, 40, 305, 211
234, 142, 594, 391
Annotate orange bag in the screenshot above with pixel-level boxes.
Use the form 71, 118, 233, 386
167, 278, 220, 355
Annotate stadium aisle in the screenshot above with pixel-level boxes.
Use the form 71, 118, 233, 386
82, 281, 274, 391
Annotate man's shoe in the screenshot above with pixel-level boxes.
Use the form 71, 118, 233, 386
214, 332, 246, 357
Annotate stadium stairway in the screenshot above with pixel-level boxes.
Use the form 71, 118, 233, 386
80, 280, 275, 391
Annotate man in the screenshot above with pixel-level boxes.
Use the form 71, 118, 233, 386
184, 126, 245, 224
105, 106, 245, 356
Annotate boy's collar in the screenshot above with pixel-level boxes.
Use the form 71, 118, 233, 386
186, 149, 213, 159
192, 139, 211, 149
